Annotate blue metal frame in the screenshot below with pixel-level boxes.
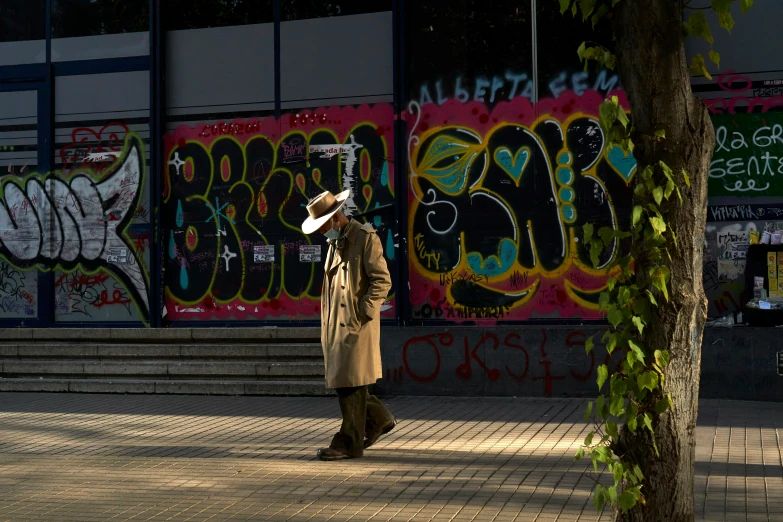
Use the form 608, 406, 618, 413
149, 0, 164, 328
393, 0, 410, 326
273, 0, 282, 119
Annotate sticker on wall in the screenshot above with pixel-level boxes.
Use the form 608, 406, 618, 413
253, 245, 274, 263
299, 245, 321, 263
106, 247, 128, 264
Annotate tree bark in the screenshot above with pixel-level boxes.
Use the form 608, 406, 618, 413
612, 1, 714, 521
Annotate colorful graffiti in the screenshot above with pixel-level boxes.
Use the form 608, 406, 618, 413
0, 135, 150, 322
163, 104, 397, 320
406, 89, 635, 321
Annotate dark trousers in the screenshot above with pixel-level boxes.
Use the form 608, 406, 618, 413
329, 386, 394, 458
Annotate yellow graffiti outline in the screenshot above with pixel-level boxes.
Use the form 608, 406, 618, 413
408, 112, 625, 305
563, 279, 606, 311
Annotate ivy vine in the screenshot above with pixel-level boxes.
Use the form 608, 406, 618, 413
558, 0, 753, 514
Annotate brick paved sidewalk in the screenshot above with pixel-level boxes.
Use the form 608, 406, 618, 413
0, 394, 780, 521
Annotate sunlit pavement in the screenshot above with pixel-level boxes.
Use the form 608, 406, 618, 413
0, 393, 780, 521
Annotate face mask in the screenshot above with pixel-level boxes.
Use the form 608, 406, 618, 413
324, 224, 340, 241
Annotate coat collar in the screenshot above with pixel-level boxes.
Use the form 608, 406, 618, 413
326, 220, 365, 271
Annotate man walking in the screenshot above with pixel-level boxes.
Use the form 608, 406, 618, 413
302, 189, 397, 461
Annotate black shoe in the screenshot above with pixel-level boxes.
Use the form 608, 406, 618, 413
364, 418, 397, 449
317, 447, 355, 461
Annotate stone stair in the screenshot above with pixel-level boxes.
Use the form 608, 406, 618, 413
0, 327, 331, 396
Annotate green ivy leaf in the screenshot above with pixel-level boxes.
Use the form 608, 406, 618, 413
583, 222, 594, 243
607, 305, 623, 328
690, 54, 713, 80
626, 410, 637, 431
575, 447, 585, 460
604, 51, 617, 70
599, 291, 611, 311
632, 316, 645, 335
572, 0, 578, 16
616, 107, 630, 129
559, 0, 572, 14
664, 180, 675, 200
593, 485, 607, 510
584, 400, 594, 422
579, 0, 597, 21
606, 421, 618, 438
637, 371, 659, 392
633, 465, 644, 482
654, 349, 671, 367
708, 49, 721, 69
682, 169, 691, 188
644, 289, 658, 307
684, 11, 714, 44
610, 395, 625, 416
650, 266, 671, 302
619, 491, 637, 511
596, 364, 609, 391
632, 205, 643, 227
655, 395, 673, 413
590, 239, 603, 269
585, 335, 595, 354
594, 446, 613, 464
627, 339, 646, 365
599, 227, 616, 247
584, 431, 595, 446
649, 216, 667, 235
740, 0, 754, 14
654, 129, 666, 140
716, 6, 735, 33
643, 412, 654, 434
653, 186, 663, 205
613, 462, 624, 483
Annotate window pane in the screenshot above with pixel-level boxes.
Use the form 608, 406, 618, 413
54, 72, 151, 324
0, 90, 40, 320
52, 0, 148, 38
407, 1, 533, 108
281, 12, 393, 107
536, 1, 618, 100
165, 0, 273, 30
0, 0, 45, 42
281, 0, 391, 21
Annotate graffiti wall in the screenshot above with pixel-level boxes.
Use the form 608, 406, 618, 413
376, 326, 625, 397
406, 90, 635, 321
698, 70, 783, 318
163, 104, 397, 321
0, 135, 151, 323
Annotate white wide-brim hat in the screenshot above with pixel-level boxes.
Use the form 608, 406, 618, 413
301, 189, 350, 235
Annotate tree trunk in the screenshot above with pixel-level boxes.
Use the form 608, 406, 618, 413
612, 1, 714, 521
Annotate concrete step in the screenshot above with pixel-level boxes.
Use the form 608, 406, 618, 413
1, 343, 323, 360
0, 360, 325, 380
0, 327, 320, 342
0, 378, 333, 396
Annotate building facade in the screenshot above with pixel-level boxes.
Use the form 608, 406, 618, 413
0, 0, 781, 337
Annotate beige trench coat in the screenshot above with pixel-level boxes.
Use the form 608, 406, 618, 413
321, 219, 392, 389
